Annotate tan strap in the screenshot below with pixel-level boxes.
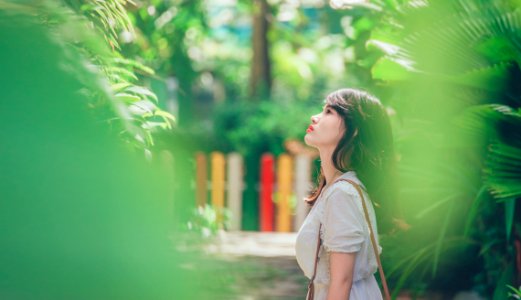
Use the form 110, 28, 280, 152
335, 178, 391, 300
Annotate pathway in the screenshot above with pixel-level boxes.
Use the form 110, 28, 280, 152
195, 231, 485, 300
203, 231, 307, 300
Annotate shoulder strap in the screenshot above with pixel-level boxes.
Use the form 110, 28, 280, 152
335, 178, 391, 300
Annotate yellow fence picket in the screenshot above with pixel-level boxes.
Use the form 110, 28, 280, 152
276, 154, 293, 232
211, 152, 226, 227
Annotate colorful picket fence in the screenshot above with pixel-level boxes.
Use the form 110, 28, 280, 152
195, 152, 314, 232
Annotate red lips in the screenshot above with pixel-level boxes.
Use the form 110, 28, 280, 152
306, 125, 314, 133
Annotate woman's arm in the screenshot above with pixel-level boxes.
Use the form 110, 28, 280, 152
326, 252, 356, 300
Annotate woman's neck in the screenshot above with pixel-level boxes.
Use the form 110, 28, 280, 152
319, 148, 344, 186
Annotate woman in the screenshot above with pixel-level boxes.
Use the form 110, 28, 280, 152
295, 88, 398, 300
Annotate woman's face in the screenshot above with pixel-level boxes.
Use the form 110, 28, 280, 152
304, 104, 346, 149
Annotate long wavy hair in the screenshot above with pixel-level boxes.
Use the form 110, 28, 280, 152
304, 88, 399, 229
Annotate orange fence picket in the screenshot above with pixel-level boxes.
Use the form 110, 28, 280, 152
211, 152, 225, 227
276, 154, 293, 232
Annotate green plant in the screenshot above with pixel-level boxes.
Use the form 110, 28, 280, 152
367, 0, 521, 296
508, 284, 521, 299
21, 0, 178, 153
186, 205, 232, 238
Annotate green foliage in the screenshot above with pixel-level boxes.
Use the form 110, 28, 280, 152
507, 284, 521, 299
367, 0, 521, 296
0, 7, 202, 298
212, 98, 320, 156
66, 0, 133, 50
61, 0, 176, 152
186, 205, 232, 238
11, 0, 518, 296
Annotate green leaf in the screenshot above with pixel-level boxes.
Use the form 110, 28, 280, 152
506, 284, 521, 297
493, 264, 514, 300
113, 57, 155, 75
475, 36, 520, 64
111, 82, 132, 92
485, 142, 521, 199
431, 199, 454, 277
463, 186, 488, 237
141, 121, 169, 130
505, 197, 515, 240
371, 56, 414, 81
414, 194, 455, 219
366, 39, 400, 56
332, 1, 382, 11
126, 86, 159, 102
128, 100, 156, 116
452, 104, 511, 140
450, 62, 512, 92
115, 93, 140, 103
154, 110, 176, 127
104, 66, 138, 81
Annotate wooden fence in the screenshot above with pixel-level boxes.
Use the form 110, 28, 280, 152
194, 152, 314, 232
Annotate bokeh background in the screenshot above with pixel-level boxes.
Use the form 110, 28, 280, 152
1, 0, 520, 299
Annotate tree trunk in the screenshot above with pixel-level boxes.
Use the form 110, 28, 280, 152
249, 0, 271, 100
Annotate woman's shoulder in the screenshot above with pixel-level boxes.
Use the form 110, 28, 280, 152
324, 180, 360, 202
330, 178, 359, 194
319, 179, 366, 225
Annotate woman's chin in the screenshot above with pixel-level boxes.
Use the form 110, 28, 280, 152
303, 136, 314, 147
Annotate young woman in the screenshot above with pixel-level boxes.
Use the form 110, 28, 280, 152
295, 88, 398, 300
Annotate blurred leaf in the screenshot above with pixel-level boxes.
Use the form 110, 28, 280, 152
463, 186, 488, 237
104, 66, 138, 81
129, 100, 156, 116
450, 62, 512, 92
115, 92, 140, 103
154, 110, 176, 126
114, 57, 155, 75
485, 142, 521, 199
431, 199, 454, 277
493, 264, 514, 300
475, 36, 520, 64
453, 104, 512, 139
126, 86, 159, 102
507, 284, 521, 297
111, 82, 132, 92
372, 56, 414, 81
505, 197, 515, 240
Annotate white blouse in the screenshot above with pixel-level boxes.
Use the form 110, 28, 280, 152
295, 171, 383, 300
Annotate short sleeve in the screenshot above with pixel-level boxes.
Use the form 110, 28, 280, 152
321, 184, 365, 253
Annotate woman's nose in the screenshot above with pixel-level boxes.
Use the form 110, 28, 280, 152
311, 115, 319, 124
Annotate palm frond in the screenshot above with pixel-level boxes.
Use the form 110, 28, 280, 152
452, 104, 513, 139
373, 1, 521, 76
449, 61, 513, 92
484, 142, 521, 199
